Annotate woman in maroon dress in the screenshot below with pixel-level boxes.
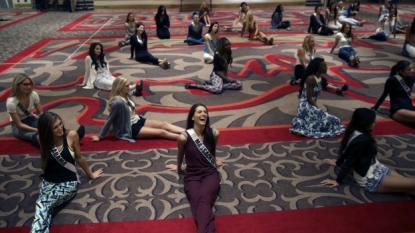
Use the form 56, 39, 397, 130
166, 103, 224, 233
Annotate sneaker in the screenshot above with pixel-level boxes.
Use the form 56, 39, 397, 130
161, 58, 169, 69
268, 37, 274, 45
185, 83, 197, 89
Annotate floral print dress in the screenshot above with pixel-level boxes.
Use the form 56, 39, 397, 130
289, 76, 345, 138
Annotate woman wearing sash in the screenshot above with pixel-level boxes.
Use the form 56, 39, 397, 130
321, 108, 415, 196
289, 58, 345, 138
30, 112, 103, 233
371, 60, 415, 124
90, 76, 184, 143
6, 74, 43, 147
166, 103, 224, 233
308, 6, 334, 36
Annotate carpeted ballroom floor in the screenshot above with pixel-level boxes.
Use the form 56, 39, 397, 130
1, 3, 415, 233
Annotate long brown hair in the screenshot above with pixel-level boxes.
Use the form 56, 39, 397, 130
340, 23, 354, 42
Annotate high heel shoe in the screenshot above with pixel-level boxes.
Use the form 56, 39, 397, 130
185, 83, 198, 89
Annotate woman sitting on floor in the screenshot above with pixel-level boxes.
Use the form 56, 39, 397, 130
30, 112, 103, 233
330, 23, 360, 67
130, 23, 170, 69
308, 6, 334, 36
204, 22, 219, 64
337, 1, 365, 27
361, 7, 394, 41
242, 11, 274, 45
166, 103, 224, 232
347, 0, 360, 19
289, 58, 345, 138
91, 77, 185, 143
326, 2, 342, 31
224, 2, 249, 32
402, 17, 415, 58
119, 12, 137, 47
155, 5, 170, 40
372, 60, 415, 125
292, 35, 348, 95
199, 2, 211, 26
185, 12, 205, 45
185, 37, 242, 94
321, 108, 415, 196
79, 42, 143, 96
7, 74, 44, 147
270, 4, 291, 30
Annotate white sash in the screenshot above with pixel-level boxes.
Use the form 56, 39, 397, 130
50, 144, 80, 183
394, 75, 412, 98
187, 129, 216, 168
342, 131, 362, 155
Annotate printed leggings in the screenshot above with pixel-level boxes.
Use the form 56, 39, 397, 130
30, 180, 78, 233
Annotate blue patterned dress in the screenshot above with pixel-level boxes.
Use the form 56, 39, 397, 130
289, 76, 345, 138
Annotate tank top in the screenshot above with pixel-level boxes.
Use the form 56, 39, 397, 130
296, 49, 314, 65
336, 32, 351, 48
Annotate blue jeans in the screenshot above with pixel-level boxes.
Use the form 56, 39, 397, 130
338, 47, 357, 63
187, 37, 205, 45
369, 32, 388, 41
11, 116, 38, 145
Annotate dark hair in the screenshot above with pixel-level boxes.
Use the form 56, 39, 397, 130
136, 23, 148, 41
186, 103, 216, 156
88, 42, 107, 70
329, 2, 338, 20
125, 12, 134, 23
299, 57, 325, 94
207, 22, 219, 34
340, 23, 354, 41
192, 12, 199, 18
353, 1, 360, 8
339, 108, 376, 156
390, 60, 411, 77
314, 5, 321, 13
240, 2, 247, 8
271, 4, 282, 20
216, 37, 233, 67
38, 111, 67, 171
410, 17, 415, 34
155, 5, 168, 20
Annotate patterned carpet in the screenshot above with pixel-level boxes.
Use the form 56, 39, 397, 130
0, 5, 415, 230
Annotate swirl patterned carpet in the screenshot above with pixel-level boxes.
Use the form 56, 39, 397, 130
1, 5, 415, 233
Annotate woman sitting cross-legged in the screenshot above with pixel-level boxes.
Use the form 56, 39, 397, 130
79, 42, 143, 96
185, 37, 242, 94
321, 108, 415, 196
166, 103, 224, 233
118, 12, 137, 47
91, 76, 185, 143
186, 12, 205, 45
291, 36, 348, 95
130, 23, 170, 69
242, 11, 274, 45
204, 22, 219, 64
308, 6, 334, 36
155, 5, 170, 40
330, 23, 360, 67
30, 112, 103, 233
372, 60, 415, 125
289, 58, 345, 138
270, 4, 291, 30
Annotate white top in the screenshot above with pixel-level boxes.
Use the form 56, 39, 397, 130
336, 32, 351, 48
6, 91, 40, 121
123, 97, 140, 124
376, 19, 392, 38
296, 50, 314, 65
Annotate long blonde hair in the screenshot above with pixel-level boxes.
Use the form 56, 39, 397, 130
245, 11, 254, 29
108, 76, 128, 111
10, 73, 34, 97
302, 35, 315, 53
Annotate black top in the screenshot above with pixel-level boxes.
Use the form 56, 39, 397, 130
187, 23, 203, 39
130, 34, 148, 58
335, 133, 376, 184
308, 13, 326, 34
155, 15, 170, 30
373, 75, 415, 116
43, 134, 77, 183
